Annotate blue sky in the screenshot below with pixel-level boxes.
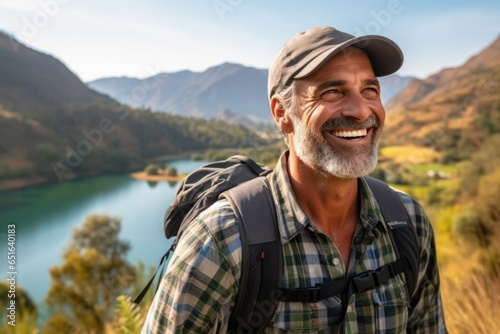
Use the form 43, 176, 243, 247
0, 0, 498, 82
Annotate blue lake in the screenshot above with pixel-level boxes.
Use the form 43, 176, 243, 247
0, 159, 209, 304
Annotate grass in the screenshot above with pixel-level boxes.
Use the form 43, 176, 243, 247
382, 144, 500, 333
441, 261, 500, 333
380, 144, 441, 165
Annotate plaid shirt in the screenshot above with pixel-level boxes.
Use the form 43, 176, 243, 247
143, 152, 446, 333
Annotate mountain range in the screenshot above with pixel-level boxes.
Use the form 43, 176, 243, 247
88, 64, 415, 123
0, 32, 265, 189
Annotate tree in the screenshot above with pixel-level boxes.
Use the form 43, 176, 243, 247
0, 282, 37, 332
164, 166, 177, 177
43, 214, 136, 333
144, 164, 160, 175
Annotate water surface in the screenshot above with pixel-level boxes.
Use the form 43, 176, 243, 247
0, 159, 208, 304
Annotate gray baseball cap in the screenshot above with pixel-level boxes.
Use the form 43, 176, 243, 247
268, 26, 404, 100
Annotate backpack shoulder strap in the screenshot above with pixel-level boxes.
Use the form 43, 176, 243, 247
363, 176, 420, 300
222, 177, 282, 333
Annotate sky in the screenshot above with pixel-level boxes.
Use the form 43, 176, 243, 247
0, 0, 499, 82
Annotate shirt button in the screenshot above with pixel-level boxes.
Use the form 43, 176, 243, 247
400, 291, 406, 300
307, 226, 315, 232
332, 257, 341, 266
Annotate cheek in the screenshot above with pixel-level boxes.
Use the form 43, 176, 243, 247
368, 101, 385, 127
301, 103, 331, 132
377, 108, 386, 128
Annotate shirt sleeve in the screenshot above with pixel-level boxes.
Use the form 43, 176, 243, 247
142, 202, 241, 333
398, 192, 447, 333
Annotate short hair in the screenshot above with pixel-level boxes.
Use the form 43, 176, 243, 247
274, 81, 298, 145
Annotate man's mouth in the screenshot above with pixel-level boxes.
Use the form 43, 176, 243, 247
333, 129, 368, 139
321, 116, 379, 141
333, 129, 368, 138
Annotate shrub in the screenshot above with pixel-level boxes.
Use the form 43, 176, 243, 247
164, 166, 178, 177
144, 164, 161, 175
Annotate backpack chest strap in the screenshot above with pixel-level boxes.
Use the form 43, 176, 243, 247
278, 257, 410, 303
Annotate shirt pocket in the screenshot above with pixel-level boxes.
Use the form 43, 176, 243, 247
372, 276, 409, 333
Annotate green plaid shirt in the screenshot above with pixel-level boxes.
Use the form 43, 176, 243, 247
143, 152, 446, 333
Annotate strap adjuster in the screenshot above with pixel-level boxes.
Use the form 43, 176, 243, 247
352, 264, 395, 293
283, 286, 321, 302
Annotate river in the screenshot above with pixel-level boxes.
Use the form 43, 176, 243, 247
0, 159, 209, 305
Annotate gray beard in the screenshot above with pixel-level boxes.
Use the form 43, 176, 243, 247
290, 115, 380, 179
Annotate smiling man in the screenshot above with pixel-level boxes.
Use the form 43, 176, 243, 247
143, 26, 447, 333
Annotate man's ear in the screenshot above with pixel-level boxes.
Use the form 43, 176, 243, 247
270, 97, 293, 134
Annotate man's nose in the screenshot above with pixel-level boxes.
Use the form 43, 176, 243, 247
340, 92, 372, 121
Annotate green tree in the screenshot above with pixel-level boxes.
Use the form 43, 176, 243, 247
43, 214, 136, 333
164, 166, 177, 177
144, 164, 161, 175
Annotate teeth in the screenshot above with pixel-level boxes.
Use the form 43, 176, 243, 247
334, 129, 368, 138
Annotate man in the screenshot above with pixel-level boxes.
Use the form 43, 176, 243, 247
143, 26, 446, 333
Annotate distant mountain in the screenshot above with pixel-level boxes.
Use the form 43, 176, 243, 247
378, 74, 415, 104
215, 108, 261, 127
89, 65, 412, 123
89, 63, 270, 122
383, 35, 500, 160
0, 32, 266, 189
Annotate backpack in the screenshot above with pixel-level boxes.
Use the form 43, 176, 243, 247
134, 155, 419, 333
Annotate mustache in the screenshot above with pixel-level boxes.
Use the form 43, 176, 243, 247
320, 115, 379, 132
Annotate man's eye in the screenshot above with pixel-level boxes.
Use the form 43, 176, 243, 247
321, 90, 343, 101
321, 89, 342, 99
363, 87, 380, 97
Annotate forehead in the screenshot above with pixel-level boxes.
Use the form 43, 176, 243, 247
297, 47, 375, 84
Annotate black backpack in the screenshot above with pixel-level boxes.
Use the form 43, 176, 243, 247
135, 155, 419, 333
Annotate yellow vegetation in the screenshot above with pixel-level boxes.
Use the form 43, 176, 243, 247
380, 144, 440, 165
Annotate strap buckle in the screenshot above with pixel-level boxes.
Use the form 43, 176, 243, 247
352, 264, 395, 293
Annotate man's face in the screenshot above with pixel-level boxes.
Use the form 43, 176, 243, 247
288, 47, 385, 179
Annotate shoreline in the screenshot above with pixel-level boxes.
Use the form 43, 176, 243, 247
0, 177, 50, 192
130, 171, 187, 182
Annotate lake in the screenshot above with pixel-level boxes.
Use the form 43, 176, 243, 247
0, 159, 209, 305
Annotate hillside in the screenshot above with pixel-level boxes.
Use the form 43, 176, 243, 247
383, 35, 500, 162
0, 32, 112, 115
0, 33, 267, 189
89, 64, 413, 123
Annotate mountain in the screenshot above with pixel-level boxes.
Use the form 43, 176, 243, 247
0, 33, 112, 115
89, 65, 412, 123
215, 108, 261, 127
89, 63, 270, 122
383, 35, 500, 161
0, 32, 266, 189
378, 74, 415, 104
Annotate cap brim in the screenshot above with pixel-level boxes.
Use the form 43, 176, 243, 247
295, 35, 404, 79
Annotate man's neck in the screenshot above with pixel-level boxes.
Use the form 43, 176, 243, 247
286, 154, 360, 264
